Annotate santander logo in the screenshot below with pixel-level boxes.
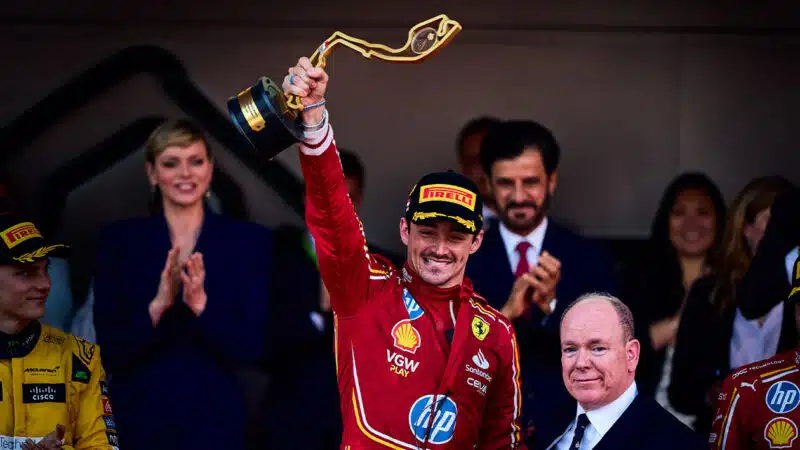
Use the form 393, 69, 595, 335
472, 349, 489, 369
465, 349, 492, 383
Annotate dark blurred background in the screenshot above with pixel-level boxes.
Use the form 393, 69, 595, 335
2, 0, 798, 273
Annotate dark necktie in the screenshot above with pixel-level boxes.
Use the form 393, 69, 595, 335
568, 414, 590, 449
514, 241, 535, 319
513, 241, 532, 278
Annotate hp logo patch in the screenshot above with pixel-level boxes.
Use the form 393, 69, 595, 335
408, 394, 457, 444
403, 288, 424, 320
766, 381, 800, 414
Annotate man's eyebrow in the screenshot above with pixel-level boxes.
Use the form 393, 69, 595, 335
561, 338, 609, 347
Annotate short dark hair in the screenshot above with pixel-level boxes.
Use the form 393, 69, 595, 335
479, 120, 561, 178
339, 148, 365, 191
561, 293, 636, 343
456, 116, 500, 160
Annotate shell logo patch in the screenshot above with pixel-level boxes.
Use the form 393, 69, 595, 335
392, 319, 421, 354
471, 316, 490, 341
765, 417, 798, 448
419, 184, 476, 211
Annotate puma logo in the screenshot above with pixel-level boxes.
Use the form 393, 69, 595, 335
741, 381, 757, 391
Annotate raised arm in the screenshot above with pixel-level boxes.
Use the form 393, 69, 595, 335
284, 57, 389, 317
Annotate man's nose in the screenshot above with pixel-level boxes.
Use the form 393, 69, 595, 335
511, 183, 527, 203
575, 349, 591, 368
433, 237, 449, 256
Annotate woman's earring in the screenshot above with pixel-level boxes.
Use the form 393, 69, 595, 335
205, 190, 211, 199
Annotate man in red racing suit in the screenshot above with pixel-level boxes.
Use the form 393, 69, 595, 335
710, 256, 800, 449
710, 347, 800, 450
283, 58, 525, 449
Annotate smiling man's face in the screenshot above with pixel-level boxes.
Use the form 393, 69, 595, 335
400, 218, 483, 289
560, 297, 639, 411
0, 259, 51, 324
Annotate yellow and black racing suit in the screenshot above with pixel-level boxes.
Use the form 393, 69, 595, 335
0, 321, 118, 449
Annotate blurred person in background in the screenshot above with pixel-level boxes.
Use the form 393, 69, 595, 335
624, 171, 726, 422
669, 175, 796, 436
737, 185, 800, 321
456, 116, 501, 227
337, 148, 404, 267
92, 119, 272, 450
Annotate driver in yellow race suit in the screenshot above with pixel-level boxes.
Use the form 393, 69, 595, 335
0, 210, 118, 449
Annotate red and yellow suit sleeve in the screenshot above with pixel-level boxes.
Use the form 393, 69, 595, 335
477, 319, 526, 449
297, 120, 391, 318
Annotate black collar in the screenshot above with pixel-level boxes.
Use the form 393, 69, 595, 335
0, 321, 41, 358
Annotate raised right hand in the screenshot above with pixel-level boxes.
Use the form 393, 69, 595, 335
149, 247, 181, 325
282, 57, 329, 126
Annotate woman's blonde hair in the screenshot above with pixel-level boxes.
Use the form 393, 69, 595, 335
712, 175, 794, 314
145, 119, 212, 164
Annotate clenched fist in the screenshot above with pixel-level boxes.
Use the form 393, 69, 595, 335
282, 57, 330, 127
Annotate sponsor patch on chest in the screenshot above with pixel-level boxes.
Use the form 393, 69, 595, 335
408, 394, 458, 444
387, 349, 420, 378
764, 417, 798, 448
391, 319, 421, 353
22, 383, 66, 403
766, 381, 800, 414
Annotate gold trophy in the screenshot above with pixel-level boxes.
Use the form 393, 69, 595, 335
227, 14, 462, 156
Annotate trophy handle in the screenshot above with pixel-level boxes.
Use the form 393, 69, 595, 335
285, 14, 462, 111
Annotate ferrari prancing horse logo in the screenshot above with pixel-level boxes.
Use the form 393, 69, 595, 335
471, 316, 490, 341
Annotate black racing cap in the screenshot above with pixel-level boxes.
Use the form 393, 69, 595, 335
405, 170, 483, 234
0, 212, 69, 265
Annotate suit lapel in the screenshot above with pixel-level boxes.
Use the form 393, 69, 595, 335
592, 394, 642, 450
483, 224, 515, 309
486, 224, 514, 279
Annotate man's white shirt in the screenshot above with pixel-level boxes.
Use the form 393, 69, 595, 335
552, 381, 638, 450
498, 217, 548, 272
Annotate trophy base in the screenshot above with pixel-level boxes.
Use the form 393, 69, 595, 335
227, 77, 303, 159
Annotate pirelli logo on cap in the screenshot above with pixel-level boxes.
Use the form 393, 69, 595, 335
419, 184, 476, 211
2, 222, 41, 249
